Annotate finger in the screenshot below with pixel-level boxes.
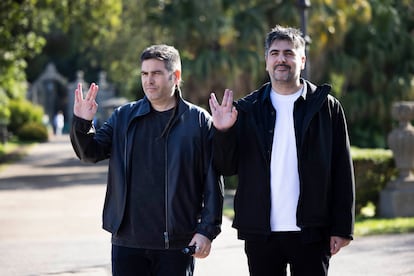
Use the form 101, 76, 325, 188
194, 250, 209, 259
90, 83, 99, 101
224, 89, 234, 108
232, 106, 238, 117
330, 239, 340, 255
209, 99, 218, 116
75, 83, 82, 103
74, 88, 80, 104
85, 83, 96, 101
208, 97, 215, 113
222, 89, 230, 107
209, 93, 219, 108
91, 101, 99, 112
79, 83, 84, 99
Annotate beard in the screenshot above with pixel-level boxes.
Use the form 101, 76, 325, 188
271, 64, 292, 82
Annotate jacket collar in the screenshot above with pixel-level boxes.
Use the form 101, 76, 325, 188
131, 89, 187, 118
260, 78, 320, 103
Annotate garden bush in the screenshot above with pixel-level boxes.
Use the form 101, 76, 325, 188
351, 147, 397, 215
8, 99, 44, 135
17, 122, 48, 142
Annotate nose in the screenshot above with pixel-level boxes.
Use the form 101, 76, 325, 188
276, 53, 287, 63
148, 73, 155, 84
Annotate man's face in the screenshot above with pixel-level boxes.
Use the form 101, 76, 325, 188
141, 59, 178, 105
265, 40, 306, 84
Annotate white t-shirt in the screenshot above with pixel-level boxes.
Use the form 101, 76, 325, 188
269, 85, 304, 231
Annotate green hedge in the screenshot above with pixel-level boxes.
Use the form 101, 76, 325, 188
223, 147, 398, 216
17, 122, 48, 142
8, 99, 44, 135
352, 147, 397, 214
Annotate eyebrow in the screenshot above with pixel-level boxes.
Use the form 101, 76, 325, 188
141, 70, 164, 74
269, 48, 295, 52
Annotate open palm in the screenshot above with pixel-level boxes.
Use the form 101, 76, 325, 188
209, 89, 238, 131
73, 83, 99, 121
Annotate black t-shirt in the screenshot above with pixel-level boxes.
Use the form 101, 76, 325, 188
112, 107, 174, 249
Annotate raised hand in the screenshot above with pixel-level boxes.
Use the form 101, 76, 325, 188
209, 89, 238, 131
73, 83, 99, 121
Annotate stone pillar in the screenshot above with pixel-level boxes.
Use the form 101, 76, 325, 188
380, 101, 414, 217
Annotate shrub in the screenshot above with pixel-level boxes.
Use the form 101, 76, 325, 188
0, 89, 11, 125
17, 122, 48, 142
351, 147, 398, 214
8, 99, 44, 135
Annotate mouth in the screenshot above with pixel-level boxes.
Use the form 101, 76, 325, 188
275, 65, 290, 71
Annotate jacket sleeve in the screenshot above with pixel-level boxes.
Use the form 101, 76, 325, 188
330, 100, 355, 239
212, 121, 240, 176
196, 116, 224, 241
70, 115, 112, 163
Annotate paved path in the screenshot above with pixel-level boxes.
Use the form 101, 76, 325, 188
0, 135, 413, 276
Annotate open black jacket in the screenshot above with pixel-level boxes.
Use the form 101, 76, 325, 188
213, 80, 355, 242
71, 95, 223, 249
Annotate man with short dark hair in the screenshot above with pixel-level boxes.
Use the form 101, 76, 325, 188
71, 44, 223, 276
209, 25, 355, 276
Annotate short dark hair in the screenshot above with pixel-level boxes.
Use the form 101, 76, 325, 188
140, 44, 182, 73
264, 25, 306, 57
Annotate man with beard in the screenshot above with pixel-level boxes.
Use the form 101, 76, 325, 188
209, 25, 355, 276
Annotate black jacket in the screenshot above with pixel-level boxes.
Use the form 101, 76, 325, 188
71, 95, 223, 249
213, 80, 355, 242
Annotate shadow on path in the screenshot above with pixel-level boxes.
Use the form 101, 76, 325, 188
0, 135, 108, 191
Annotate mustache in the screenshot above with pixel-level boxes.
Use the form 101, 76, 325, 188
274, 64, 290, 70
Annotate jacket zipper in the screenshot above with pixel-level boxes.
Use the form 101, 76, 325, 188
163, 132, 170, 249
161, 96, 180, 249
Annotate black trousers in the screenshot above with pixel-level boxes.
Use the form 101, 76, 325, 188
244, 232, 331, 276
112, 245, 194, 276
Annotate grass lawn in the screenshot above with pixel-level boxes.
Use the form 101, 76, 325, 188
355, 217, 414, 236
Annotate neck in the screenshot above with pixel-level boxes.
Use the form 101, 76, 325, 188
151, 96, 177, 112
272, 79, 302, 95
151, 101, 176, 112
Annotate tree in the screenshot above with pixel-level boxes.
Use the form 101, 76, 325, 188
309, 0, 414, 147
25, 0, 122, 84
13, 0, 414, 148
0, 0, 46, 100
141, 0, 302, 104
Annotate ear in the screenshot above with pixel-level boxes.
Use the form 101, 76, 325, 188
301, 55, 307, 70
173, 70, 181, 84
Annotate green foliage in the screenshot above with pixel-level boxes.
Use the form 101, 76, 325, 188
25, 0, 122, 83
314, 0, 414, 147
140, 0, 300, 102
351, 147, 398, 214
355, 217, 414, 236
8, 99, 44, 135
1, 0, 413, 149
224, 175, 238, 190
16, 122, 48, 142
0, 89, 10, 124
0, 0, 47, 100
